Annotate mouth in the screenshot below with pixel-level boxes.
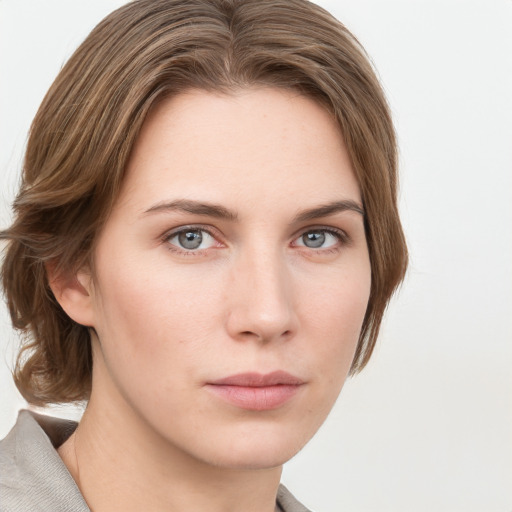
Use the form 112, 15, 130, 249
205, 371, 305, 411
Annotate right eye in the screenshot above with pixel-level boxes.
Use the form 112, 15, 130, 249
165, 227, 219, 252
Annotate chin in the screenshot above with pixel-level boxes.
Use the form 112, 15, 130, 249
191, 422, 314, 471
208, 444, 302, 471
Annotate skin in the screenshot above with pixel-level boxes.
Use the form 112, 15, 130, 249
53, 87, 371, 512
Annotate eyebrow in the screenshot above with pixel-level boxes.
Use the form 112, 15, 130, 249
142, 198, 364, 222
143, 199, 238, 221
293, 200, 365, 222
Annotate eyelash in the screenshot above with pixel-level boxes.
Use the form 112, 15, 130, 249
162, 224, 221, 257
161, 225, 350, 256
293, 227, 349, 253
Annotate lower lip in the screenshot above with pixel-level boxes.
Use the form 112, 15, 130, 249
205, 384, 302, 411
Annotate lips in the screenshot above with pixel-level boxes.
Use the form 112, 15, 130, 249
205, 371, 304, 411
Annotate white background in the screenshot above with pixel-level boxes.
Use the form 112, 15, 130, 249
1, 1, 511, 511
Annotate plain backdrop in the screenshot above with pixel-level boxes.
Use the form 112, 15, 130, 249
1, 1, 511, 511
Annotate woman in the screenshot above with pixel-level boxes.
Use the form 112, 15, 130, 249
0, 1, 407, 510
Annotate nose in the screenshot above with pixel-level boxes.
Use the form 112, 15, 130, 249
225, 247, 298, 343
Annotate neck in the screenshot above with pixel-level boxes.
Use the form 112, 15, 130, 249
58, 382, 282, 512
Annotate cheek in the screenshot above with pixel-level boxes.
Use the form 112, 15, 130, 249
302, 264, 371, 377
306, 260, 371, 335
94, 239, 208, 318
88, 259, 217, 416
90, 252, 225, 367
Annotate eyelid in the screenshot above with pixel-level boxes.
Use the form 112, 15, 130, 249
161, 224, 225, 253
162, 223, 222, 238
290, 225, 350, 249
159, 223, 350, 256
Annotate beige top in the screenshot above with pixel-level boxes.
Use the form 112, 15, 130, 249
0, 410, 311, 512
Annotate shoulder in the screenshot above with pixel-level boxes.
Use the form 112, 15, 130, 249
277, 484, 313, 512
0, 410, 89, 512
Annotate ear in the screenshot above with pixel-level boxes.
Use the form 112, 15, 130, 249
46, 263, 96, 327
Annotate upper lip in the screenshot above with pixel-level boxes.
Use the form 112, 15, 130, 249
209, 371, 304, 387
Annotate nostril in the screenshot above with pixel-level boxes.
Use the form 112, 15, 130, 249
237, 329, 293, 341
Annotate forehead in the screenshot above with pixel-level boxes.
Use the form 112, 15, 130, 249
117, 87, 361, 214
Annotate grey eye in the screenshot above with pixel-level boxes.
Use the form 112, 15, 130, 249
166, 227, 217, 253
294, 229, 342, 250
302, 231, 326, 248
178, 230, 203, 249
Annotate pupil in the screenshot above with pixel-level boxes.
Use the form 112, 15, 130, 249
303, 231, 325, 248
178, 230, 202, 249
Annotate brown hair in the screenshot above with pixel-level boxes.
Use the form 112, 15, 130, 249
1, 0, 407, 405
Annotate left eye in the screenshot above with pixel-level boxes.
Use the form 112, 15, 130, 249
166, 228, 217, 251
294, 230, 341, 249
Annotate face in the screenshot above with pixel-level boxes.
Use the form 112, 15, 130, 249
81, 87, 371, 469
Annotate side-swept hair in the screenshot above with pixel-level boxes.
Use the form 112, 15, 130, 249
1, 0, 407, 405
